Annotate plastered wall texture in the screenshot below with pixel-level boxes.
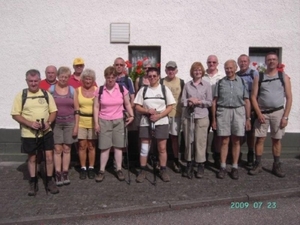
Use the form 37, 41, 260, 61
0, 0, 299, 132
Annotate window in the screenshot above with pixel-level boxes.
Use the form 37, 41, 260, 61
249, 47, 282, 64
128, 46, 161, 69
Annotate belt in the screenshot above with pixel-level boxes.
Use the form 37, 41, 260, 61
79, 112, 93, 117
56, 115, 74, 120
261, 106, 284, 114
217, 105, 242, 109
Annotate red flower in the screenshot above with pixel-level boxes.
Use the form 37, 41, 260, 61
136, 68, 142, 74
277, 63, 285, 72
252, 62, 257, 67
137, 60, 143, 67
125, 60, 132, 68
156, 63, 161, 68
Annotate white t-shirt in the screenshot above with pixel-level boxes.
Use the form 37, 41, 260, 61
134, 84, 176, 126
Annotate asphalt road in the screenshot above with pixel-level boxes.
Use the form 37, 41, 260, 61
44, 196, 300, 225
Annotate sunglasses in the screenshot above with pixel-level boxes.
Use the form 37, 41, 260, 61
207, 61, 217, 64
148, 75, 158, 78
115, 64, 124, 67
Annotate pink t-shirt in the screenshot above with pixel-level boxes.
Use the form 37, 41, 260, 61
95, 83, 129, 120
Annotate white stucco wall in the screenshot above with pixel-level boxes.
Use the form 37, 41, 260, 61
0, 0, 299, 132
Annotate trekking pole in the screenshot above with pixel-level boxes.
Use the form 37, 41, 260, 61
41, 118, 48, 195
123, 111, 131, 185
34, 119, 40, 196
149, 121, 157, 186
189, 105, 195, 179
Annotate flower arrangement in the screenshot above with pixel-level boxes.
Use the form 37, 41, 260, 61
125, 57, 160, 82
251, 62, 285, 73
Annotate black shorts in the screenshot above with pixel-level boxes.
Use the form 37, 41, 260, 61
21, 131, 54, 154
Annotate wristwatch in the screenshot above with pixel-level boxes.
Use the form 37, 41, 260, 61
283, 117, 288, 120
47, 121, 52, 125
246, 118, 251, 121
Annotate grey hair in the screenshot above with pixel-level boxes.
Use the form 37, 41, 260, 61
80, 68, 96, 81
143, 59, 152, 67
25, 69, 41, 78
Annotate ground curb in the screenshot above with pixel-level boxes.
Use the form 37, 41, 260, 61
1, 188, 299, 225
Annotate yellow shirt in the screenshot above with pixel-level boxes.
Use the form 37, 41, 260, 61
78, 87, 95, 128
162, 77, 182, 117
11, 89, 57, 138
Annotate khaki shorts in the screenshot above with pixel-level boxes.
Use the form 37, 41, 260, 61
78, 127, 97, 140
98, 118, 125, 150
169, 117, 181, 136
139, 124, 169, 139
216, 106, 245, 137
53, 122, 76, 144
254, 108, 285, 139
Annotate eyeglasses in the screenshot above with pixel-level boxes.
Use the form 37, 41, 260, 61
207, 61, 217, 64
148, 75, 158, 78
115, 64, 124, 67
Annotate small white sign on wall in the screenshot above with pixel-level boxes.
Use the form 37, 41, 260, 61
110, 23, 130, 43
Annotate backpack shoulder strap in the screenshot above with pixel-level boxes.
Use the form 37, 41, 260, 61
258, 72, 264, 96
161, 84, 167, 105
49, 84, 55, 94
41, 89, 49, 104
124, 76, 130, 89
278, 71, 285, 87
69, 86, 75, 98
138, 76, 144, 89
21, 88, 28, 110
160, 78, 164, 85
118, 83, 124, 97
250, 69, 254, 80
180, 78, 185, 97
142, 86, 148, 100
98, 85, 104, 102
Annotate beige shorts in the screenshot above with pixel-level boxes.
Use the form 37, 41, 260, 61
254, 108, 285, 139
169, 117, 181, 136
216, 106, 245, 137
78, 127, 97, 140
98, 118, 125, 150
53, 122, 76, 144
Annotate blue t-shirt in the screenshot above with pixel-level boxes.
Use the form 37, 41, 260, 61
116, 75, 135, 95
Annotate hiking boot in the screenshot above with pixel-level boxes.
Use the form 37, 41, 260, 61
272, 162, 286, 178
28, 180, 38, 196
88, 168, 95, 179
231, 168, 239, 180
195, 164, 204, 179
182, 164, 193, 179
247, 151, 254, 166
116, 170, 125, 181
217, 167, 227, 179
62, 171, 70, 185
249, 161, 262, 175
47, 179, 59, 194
79, 168, 87, 180
136, 169, 146, 183
173, 161, 182, 173
95, 171, 105, 182
55, 171, 63, 186
159, 169, 170, 182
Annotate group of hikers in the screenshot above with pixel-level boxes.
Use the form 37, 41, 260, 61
11, 52, 292, 196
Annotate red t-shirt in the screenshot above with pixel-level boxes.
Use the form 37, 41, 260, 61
68, 74, 98, 88
39, 79, 57, 90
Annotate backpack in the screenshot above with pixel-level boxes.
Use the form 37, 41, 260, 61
236, 69, 255, 80
21, 88, 49, 110
160, 78, 185, 97
49, 85, 74, 98
142, 84, 167, 105
98, 83, 124, 102
258, 71, 284, 96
